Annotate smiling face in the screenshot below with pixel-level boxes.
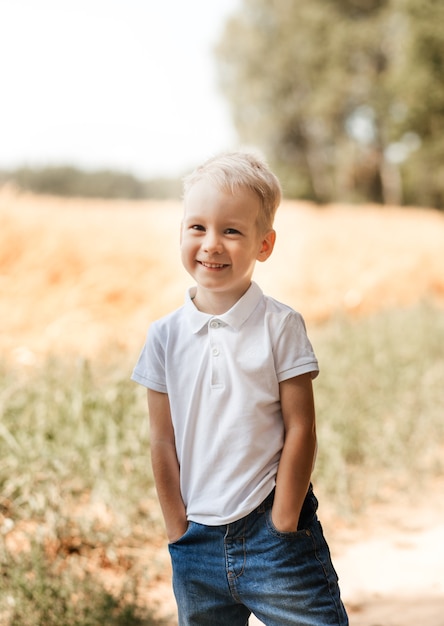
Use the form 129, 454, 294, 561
180, 179, 276, 313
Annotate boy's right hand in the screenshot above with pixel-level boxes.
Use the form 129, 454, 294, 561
167, 519, 189, 543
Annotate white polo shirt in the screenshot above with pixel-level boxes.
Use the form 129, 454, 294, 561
132, 281, 319, 525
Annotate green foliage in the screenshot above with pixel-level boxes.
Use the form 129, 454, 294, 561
0, 166, 182, 200
215, 0, 444, 207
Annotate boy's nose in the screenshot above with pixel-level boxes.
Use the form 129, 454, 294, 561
203, 232, 223, 253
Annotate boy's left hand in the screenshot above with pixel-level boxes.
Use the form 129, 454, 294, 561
271, 506, 300, 533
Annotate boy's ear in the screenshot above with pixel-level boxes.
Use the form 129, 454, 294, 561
257, 229, 276, 262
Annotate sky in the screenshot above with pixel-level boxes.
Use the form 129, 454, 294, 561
0, 0, 241, 178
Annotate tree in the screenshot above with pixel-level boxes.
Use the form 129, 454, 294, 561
0, 166, 182, 199
215, 0, 444, 207
390, 0, 444, 207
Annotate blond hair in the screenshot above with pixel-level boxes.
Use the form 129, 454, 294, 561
183, 152, 282, 233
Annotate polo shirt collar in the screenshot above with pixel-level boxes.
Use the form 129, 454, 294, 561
185, 282, 263, 333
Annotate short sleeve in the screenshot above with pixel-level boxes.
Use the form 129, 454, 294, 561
131, 323, 167, 392
273, 311, 319, 382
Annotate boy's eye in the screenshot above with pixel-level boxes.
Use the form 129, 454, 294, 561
225, 228, 241, 235
191, 224, 205, 231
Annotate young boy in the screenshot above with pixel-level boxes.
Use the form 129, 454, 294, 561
132, 152, 348, 625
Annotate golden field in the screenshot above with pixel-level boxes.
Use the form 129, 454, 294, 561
2, 187, 444, 625
1, 187, 444, 362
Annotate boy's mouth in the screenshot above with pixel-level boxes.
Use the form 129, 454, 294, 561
198, 261, 229, 269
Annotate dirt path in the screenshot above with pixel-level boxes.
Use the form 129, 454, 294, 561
324, 479, 444, 626
334, 522, 444, 625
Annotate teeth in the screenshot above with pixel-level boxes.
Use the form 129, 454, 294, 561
200, 261, 225, 268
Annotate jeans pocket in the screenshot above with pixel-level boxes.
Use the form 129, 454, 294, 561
266, 509, 310, 539
265, 487, 319, 537
168, 522, 193, 546
297, 487, 318, 530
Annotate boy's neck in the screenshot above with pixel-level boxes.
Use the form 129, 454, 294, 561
192, 284, 251, 315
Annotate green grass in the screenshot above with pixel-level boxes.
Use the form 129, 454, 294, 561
1, 301, 444, 622
1, 541, 161, 626
312, 301, 444, 510
0, 358, 165, 625
0, 357, 156, 523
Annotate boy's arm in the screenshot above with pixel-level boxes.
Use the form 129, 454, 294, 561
272, 372, 317, 532
147, 389, 188, 542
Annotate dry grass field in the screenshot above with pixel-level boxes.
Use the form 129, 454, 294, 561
1, 187, 444, 362
1, 187, 444, 625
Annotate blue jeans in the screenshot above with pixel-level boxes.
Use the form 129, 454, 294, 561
168, 487, 348, 625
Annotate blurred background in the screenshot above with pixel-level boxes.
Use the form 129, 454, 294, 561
0, 0, 239, 197
1, 1, 444, 625
1, 0, 444, 207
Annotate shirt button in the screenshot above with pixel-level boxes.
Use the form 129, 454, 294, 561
210, 320, 220, 329
212, 347, 220, 356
